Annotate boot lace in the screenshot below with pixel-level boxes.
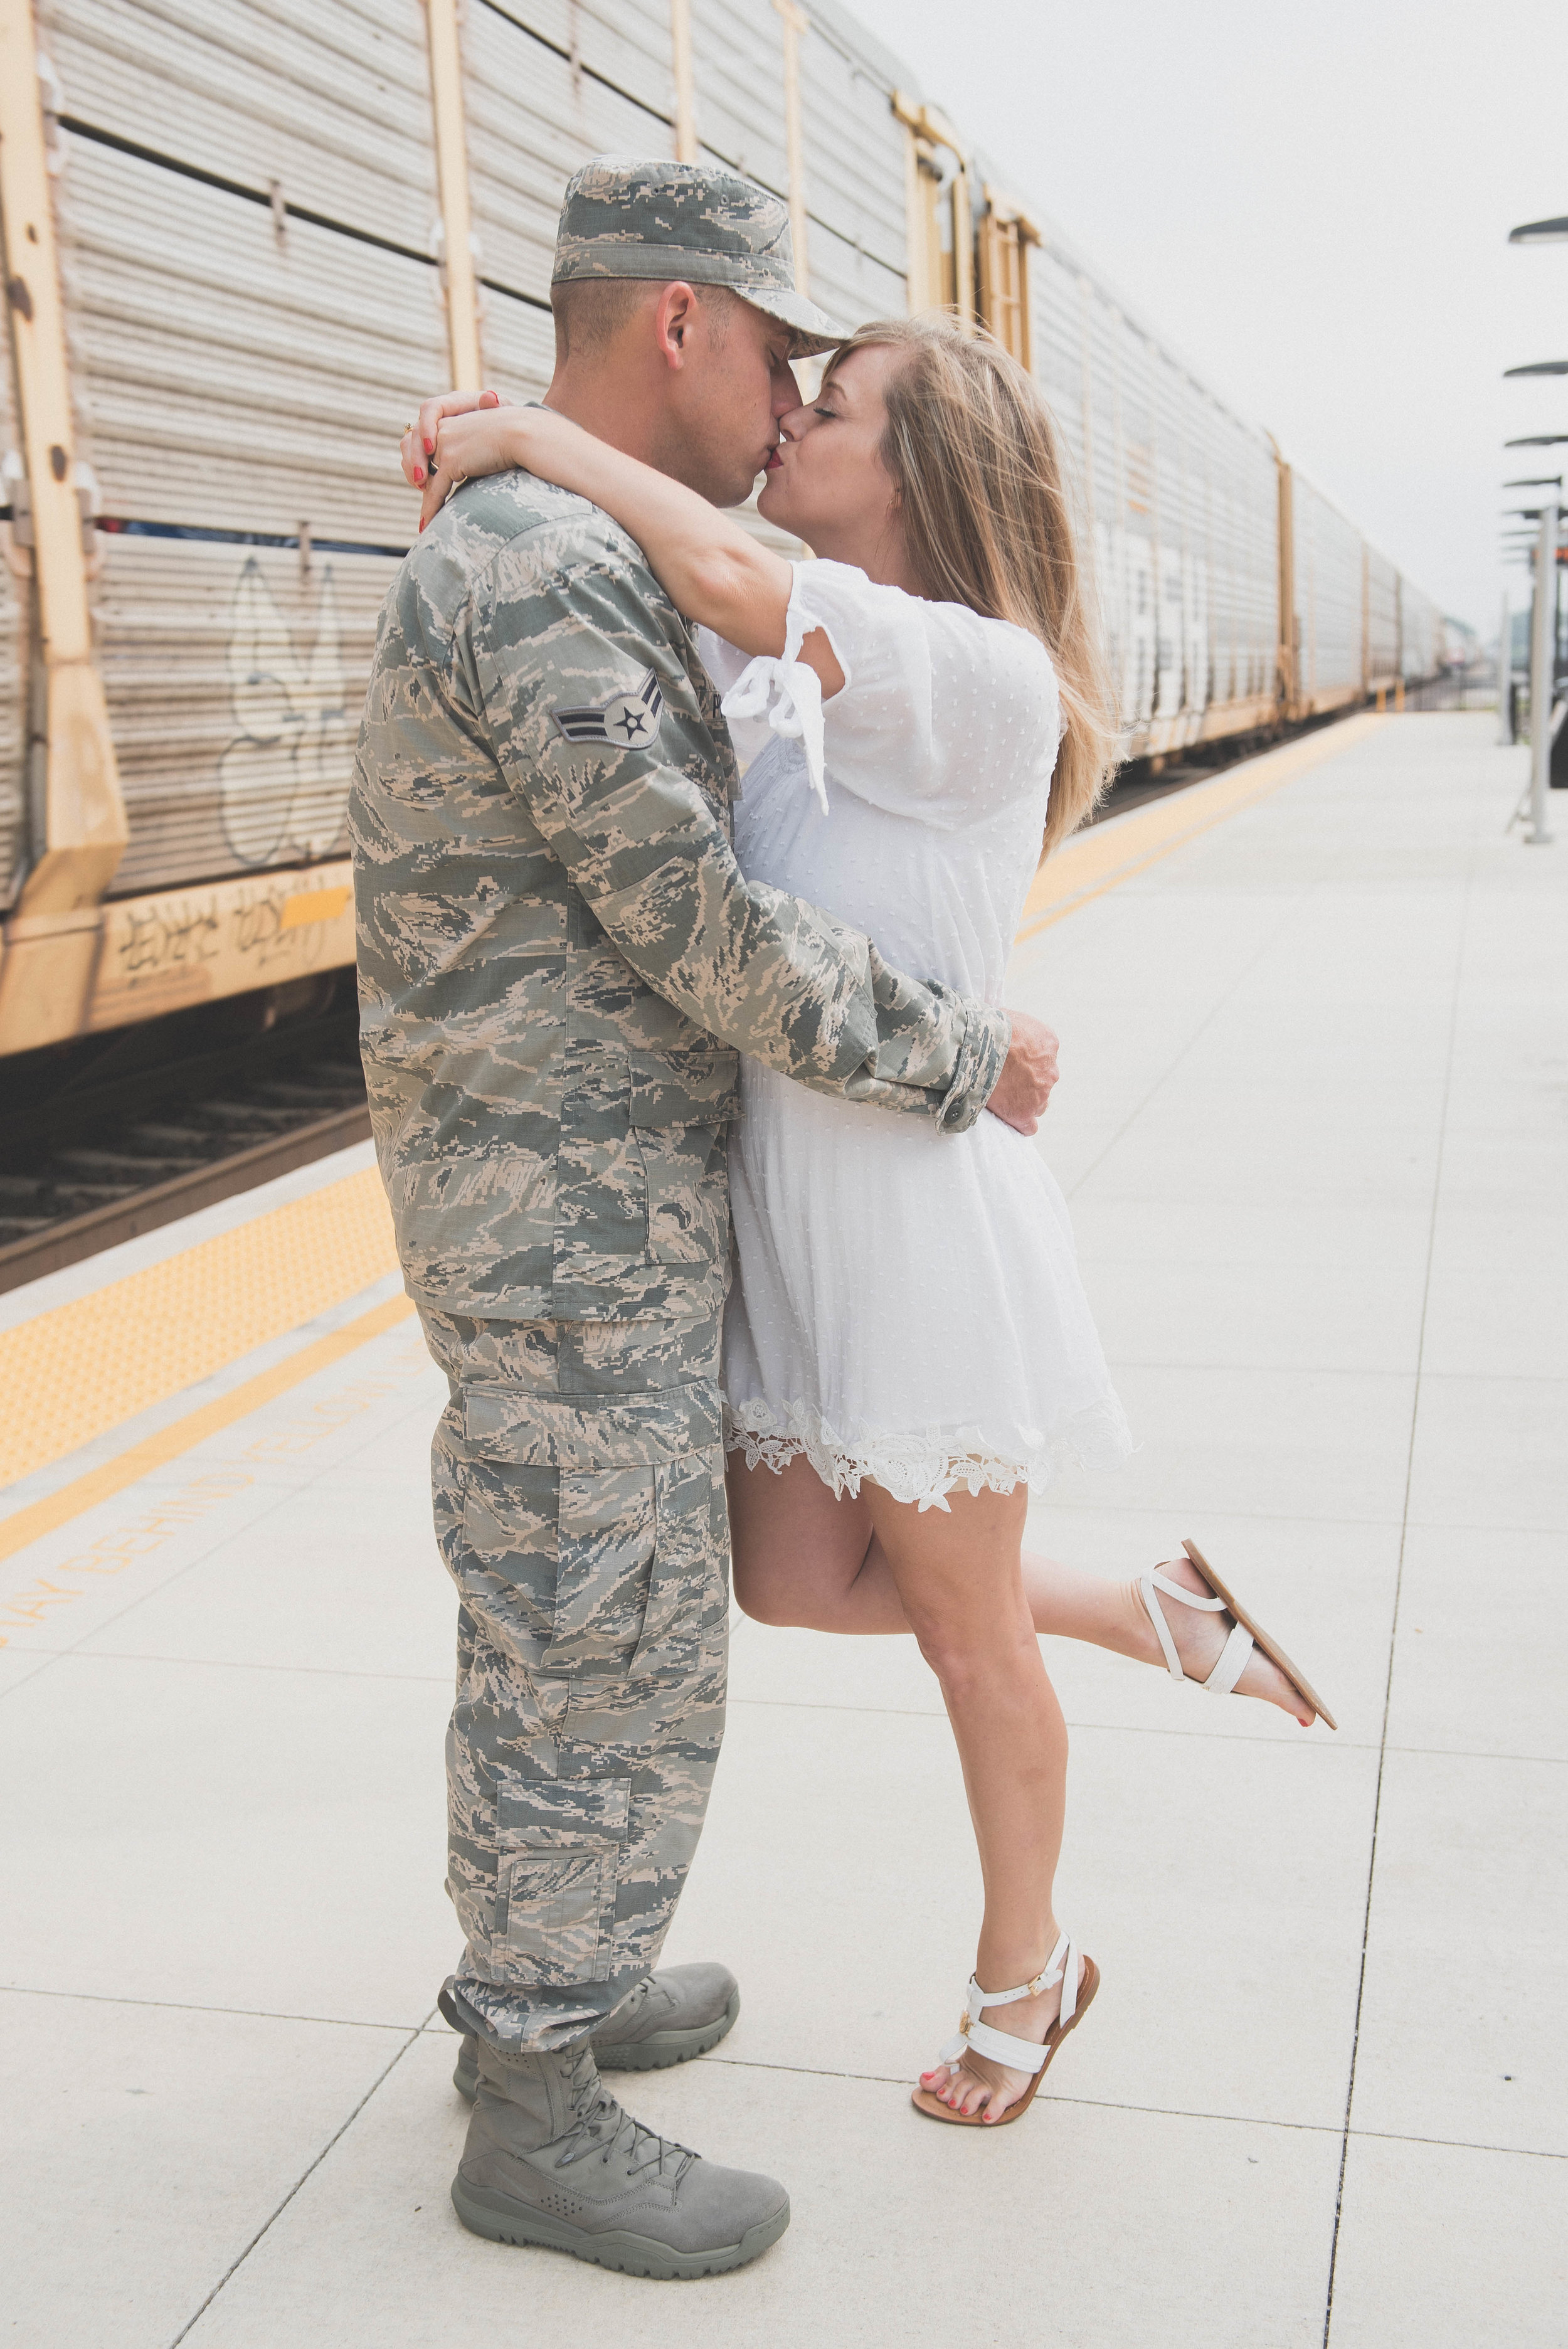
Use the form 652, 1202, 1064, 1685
554, 2044, 696, 2187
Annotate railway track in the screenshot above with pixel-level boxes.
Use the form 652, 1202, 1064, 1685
0, 990, 370, 1296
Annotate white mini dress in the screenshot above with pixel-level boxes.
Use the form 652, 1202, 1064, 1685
699, 560, 1131, 1512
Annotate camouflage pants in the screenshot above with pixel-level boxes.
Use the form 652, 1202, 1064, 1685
422, 1307, 729, 2054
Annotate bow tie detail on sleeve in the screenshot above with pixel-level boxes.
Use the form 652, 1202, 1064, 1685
719, 606, 830, 816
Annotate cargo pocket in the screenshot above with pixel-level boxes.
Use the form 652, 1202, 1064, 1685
539, 1466, 657, 1674
494, 1774, 631, 1986
629, 1048, 739, 1268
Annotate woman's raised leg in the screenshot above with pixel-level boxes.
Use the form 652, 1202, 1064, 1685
726, 1451, 896, 1629
726, 1456, 1310, 1722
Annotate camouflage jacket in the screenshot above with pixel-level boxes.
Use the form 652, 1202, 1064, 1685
350, 472, 1010, 1325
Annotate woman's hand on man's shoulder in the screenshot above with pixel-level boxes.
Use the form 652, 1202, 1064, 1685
400, 389, 502, 490
401, 389, 541, 533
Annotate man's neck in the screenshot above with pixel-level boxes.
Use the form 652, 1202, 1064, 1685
544, 369, 662, 471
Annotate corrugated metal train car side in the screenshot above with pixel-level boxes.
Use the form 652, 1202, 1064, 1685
1398, 580, 1441, 682
1365, 541, 1401, 694
1, 0, 450, 1045
1288, 469, 1365, 716
0, 327, 24, 913
1027, 225, 1280, 761
0, 0, 1448, 1063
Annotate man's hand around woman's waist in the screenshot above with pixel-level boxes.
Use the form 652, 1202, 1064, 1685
986, 1009, 1059, 1136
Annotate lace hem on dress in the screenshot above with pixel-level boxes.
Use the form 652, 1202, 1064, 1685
722, 1393, 1134, 1514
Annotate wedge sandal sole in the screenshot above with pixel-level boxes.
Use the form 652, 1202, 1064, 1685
910, 1956, 1100, 2128
450, 2173, 789, 2277
452, 1988, 740, 2103
1182, 1539, 1337, 1731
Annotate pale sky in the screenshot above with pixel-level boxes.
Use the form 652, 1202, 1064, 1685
845, 0, 1568, 635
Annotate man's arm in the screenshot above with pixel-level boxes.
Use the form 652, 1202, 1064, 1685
467, 535, 1019, 1132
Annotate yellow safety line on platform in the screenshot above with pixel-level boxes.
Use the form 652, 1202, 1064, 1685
0, 1165, 399, 1487
0, 1295, 415, 1569
1015, 711, 1389, 943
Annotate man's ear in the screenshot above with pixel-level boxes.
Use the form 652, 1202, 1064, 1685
654, 280, 701, 371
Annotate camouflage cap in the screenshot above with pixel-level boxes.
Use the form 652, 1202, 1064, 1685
552, 156, 842, 356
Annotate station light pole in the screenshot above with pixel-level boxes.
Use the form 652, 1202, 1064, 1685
1502, 209, 1566, 829
1527, 498, 1559, 844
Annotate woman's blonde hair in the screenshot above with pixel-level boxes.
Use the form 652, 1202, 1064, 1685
827, 317, 1118, 854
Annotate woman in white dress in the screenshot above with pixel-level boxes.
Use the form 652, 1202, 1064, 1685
405, 317, 1332, 2128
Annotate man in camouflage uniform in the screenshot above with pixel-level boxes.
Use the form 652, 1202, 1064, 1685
351, 157, 1052, 2277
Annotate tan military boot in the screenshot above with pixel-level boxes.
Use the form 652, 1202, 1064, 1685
450, 1963, 739, 2101
452, 2039, 788, 2278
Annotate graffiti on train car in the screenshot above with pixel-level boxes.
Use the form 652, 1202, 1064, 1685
1095, 528, 1213, 726
110, 879, 343, 982
87, 861, 356, 1032
219, 559, 355, 868
115, 896, 222, 980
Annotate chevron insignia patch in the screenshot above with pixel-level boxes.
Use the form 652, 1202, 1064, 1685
553, 665, 665, 750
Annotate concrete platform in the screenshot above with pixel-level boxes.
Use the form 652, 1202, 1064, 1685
1, 713, 1563, 2346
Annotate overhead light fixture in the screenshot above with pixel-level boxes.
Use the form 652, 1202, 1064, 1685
1508, 215, 1568, 243
1503, 361, 1568, 377
1505, 434, 1568, 447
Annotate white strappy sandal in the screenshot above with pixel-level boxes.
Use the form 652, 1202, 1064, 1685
911, 1929, 1099, 2128
1141, 1538, 1337, 1730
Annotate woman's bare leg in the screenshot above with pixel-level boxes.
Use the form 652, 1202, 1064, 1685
727, 1451, 894, 1628
862, 1480, 1068, 2123
727, 1455, 1310, 1721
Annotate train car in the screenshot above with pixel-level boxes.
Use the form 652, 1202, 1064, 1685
1281, 467, 1366, 718
1399, 582, 1444, 683
1364, 543, 1401, 697
1, 350, 21, 913
1027, 216, 1280, 761
0, 0, 1446, 1065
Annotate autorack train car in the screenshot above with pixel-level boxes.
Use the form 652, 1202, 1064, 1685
0, 0, 1444, 1063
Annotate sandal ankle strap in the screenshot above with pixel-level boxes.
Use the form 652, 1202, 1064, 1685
935, 1931, 1082, 2076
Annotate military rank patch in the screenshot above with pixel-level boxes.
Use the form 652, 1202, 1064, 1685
553, 667, 665, 750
